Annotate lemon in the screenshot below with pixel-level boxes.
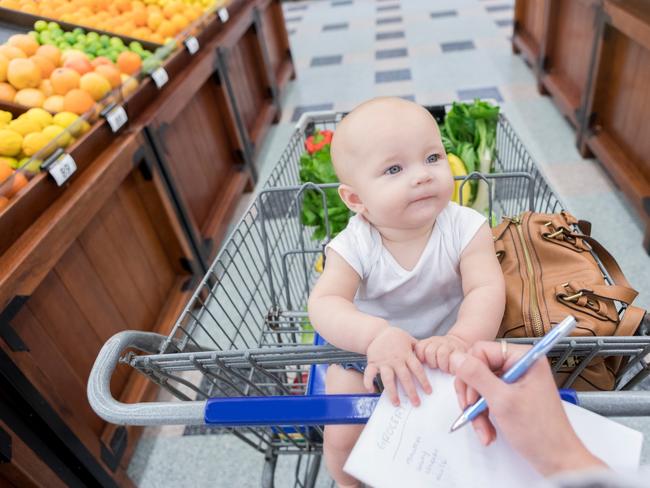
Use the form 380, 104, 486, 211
0, 156, 18, 169
0, 129, 23, 156
52, 111, 82, 135
22, 132, 53, 157
8, 117, 41, 136
24, 107, 53, 128
0, 110, 12, 125
448, 153, 469, 205
21, 158, 42, 174
42, 124, 71, 148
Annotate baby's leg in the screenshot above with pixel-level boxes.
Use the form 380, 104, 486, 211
324, 364, 369, 488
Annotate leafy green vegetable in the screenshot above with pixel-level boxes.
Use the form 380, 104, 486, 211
299, 138, 351, 240
441, 99, 500, 213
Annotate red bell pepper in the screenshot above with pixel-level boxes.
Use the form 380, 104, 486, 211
304, 129, 333, 154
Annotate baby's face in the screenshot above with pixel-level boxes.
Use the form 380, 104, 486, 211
334, 100, 454, 230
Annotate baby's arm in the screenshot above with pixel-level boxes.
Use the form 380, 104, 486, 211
416, 223, 506, 371
309, 249, 431, 405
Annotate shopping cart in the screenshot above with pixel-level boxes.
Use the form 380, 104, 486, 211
88, 107, 650, 488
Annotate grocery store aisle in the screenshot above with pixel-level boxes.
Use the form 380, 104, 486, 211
127, 1, 650, 486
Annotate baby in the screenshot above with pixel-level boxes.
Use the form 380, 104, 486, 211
307, 97, 506, 488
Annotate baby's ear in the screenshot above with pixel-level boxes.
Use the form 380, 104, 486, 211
338, 184, 365, 214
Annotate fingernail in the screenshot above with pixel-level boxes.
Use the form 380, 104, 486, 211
449, 352, 466, 373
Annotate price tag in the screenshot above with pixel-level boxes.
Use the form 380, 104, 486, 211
105, 105, 128, 133
185, 36, 199, 55
218, 7, 229, 23
151, 67, 169, 89
48, 154, 77, 186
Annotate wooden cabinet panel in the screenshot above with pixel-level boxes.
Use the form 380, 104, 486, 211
0, 132, 199, 485
541, 0, 599, 126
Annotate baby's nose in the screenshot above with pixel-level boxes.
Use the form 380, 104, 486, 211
412, 169, 433, 185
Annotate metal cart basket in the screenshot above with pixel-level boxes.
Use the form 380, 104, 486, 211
88, 107, 650, 488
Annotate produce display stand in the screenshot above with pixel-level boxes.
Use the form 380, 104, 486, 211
538, 0, 600, 128
0, 0, 295, 484
513, 0, 650, 253
577, 0, 650, 253
0, 131, 202, 486
512, 0, 547, 86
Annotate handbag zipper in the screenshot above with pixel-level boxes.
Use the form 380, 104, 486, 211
507, 215, 544, 337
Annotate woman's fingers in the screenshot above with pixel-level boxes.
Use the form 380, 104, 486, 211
471, 412, 496, 446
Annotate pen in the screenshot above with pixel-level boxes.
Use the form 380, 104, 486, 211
449, 315, 578, 433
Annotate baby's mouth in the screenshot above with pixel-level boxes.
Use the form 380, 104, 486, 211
410, 195, 435, 205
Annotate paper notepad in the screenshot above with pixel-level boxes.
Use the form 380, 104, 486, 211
344, 369, 643, 488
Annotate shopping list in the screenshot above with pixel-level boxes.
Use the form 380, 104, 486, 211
344, 369, 643, 488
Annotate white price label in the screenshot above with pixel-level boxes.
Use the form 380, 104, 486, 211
48, 154, 77, 186
151, 67, 169, 89
185, 36, 199, 55
105, 105, 128, 133
218, 7, 229, 23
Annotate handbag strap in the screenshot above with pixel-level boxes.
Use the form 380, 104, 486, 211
615, 305, 646, 336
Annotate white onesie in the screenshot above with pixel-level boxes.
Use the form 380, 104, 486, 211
325, 202, 486, 339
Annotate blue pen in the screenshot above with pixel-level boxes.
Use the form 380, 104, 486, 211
449, 315, 578, 433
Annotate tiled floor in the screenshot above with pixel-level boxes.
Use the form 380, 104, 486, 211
128, 0, 650, 486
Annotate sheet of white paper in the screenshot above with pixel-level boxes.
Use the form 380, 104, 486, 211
344, 369, 642, 488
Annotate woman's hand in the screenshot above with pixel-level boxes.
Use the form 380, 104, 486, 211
450, 341, 606, 477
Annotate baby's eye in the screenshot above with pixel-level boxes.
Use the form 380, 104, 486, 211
384, 164, 402, 175
426, 153, 441, 164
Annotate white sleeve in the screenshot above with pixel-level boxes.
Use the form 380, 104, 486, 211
452, 204, 487, 255
325, 222, 365, 279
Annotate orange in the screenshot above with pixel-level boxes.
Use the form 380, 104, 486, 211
30, 55, 55, 79
0, 45, 27, 60
63, 88, 95, 115
51, 67, 80, 95
14, 88, 44, 108
115, 0, 131, 13
94, 64, 121, 88
157, 20, 176, 38
7, 58, 41, 89
117, 51, 141, 76
133, 9, 147, 27
91, 56, 112, 68
38, 79, 54, 97
79, 72, 111, 101
0, 162, 11, 184
0, 53, 7, 83
35, 45, 61, 66
0, 82, 16, 102
120, 73, 138, 98
43, 95, 64, 113
171, 14, 188, 31
0, 0, 20, 9
60, 50, 88, 65
7, 34, 38, 56
147, 11, 164, 31
5, 171, 28, 198
64, 57, 93, 75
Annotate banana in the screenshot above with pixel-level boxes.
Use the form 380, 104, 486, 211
448, 153, 469, 205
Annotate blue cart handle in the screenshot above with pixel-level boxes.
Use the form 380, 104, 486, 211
204, 390, 579, 426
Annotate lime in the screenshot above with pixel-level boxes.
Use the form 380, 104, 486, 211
73, 27, 84, 36
28, 31, 38, 40
109, 37, 124, 48
35, 20, 48, 32
100, 35, 109, 47
64, 32, 75, 43
48, 22, 61, 31
129, 41, 143, 51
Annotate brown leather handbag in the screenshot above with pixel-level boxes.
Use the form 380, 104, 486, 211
492, 210, 646, 391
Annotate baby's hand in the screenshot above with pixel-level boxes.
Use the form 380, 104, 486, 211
415, 335, 469, 373
365, 327, 432, 407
